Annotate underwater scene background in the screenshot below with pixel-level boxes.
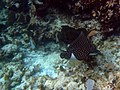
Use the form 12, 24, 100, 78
0, 0, 120, 90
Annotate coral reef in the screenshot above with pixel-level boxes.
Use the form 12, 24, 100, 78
4, 0, 120, 39
0, 0, 120, 90
41, 0, 120, 38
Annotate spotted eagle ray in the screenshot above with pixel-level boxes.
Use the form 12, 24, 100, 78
58, 26, 100, 67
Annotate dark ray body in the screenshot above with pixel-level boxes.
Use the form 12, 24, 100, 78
58, 26, 100, 67
58, 26, 88, 44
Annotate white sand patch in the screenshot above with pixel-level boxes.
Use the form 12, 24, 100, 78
23, 50, 61, 78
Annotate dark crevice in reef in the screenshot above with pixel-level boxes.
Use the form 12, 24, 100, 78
6, 0, 120, 37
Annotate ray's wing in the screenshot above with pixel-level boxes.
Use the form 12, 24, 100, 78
67, 31, 96, 60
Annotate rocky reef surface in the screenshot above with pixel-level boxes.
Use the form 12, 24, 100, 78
0, 0, 120, 90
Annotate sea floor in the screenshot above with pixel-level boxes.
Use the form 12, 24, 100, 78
0, 35, 120, 90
